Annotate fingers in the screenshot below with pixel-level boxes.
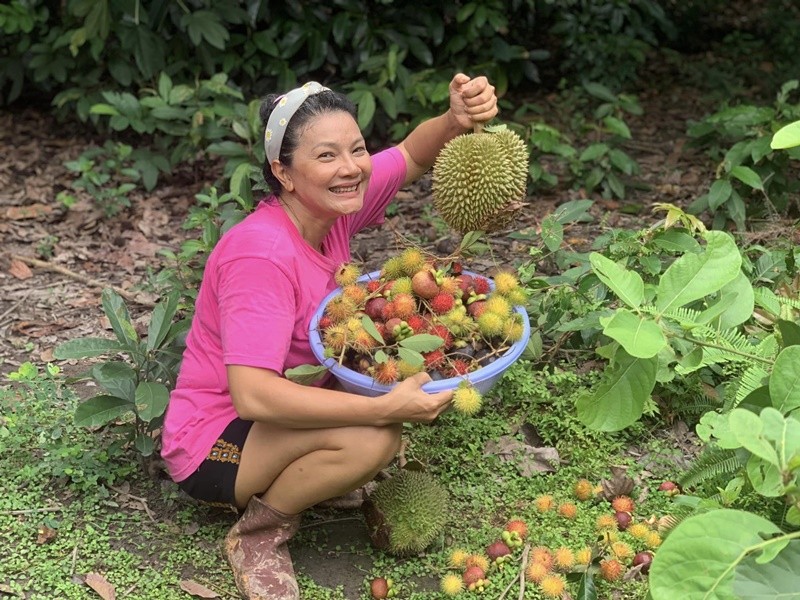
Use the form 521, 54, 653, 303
453, 74, 498, 123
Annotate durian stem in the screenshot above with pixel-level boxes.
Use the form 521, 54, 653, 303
473, 122, 484, 135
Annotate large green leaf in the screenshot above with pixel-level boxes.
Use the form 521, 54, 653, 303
147, 291, 180, 351
599, 309, 666, 358
398, 334, 444, 353
54, 337, 125, 359
733, 540, 800, 598
650, 509, 784, 600
91, 362, 136, 402
576, 350, 657, 431
134, 381, 170, 422
698, 271, 754, 330
770, 346, 800, 413
284, 364, 329, 385
771, 120, 800, 150
74, 395, 134, 427
656, 231, 741, 314
589, 253, 644, 308
101, 288, 138, 346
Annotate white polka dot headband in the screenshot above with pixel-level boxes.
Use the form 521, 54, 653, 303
264, 81, 330, 164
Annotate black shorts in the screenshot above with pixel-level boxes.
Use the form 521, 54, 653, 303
177, 417, 254, 509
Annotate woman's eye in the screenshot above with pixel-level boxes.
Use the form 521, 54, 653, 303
353, 146, 367, 155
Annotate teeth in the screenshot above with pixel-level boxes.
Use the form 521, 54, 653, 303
331, 184, 358, 193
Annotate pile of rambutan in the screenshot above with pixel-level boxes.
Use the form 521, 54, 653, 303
316, 248, 527, 407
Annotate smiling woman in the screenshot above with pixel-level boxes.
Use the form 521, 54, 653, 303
159, 74, 498, 600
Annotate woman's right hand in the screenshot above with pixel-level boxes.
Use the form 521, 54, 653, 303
383, 372, 454, 423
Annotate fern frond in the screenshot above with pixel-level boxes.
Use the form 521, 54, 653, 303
686, 326, 770, 369
728, 365, 770, 410
678, 448, 743, 490
776, 295, 800, 311
646, 305, 702, 328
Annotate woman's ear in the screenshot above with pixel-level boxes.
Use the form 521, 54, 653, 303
271, 160, 294, 192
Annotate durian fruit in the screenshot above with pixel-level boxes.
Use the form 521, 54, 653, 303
362, 470, 449, 555
432, 124, 528, 234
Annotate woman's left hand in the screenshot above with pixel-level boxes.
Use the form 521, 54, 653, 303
448, 73, 499, 130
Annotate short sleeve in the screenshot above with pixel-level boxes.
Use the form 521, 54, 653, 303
218, 256, 296, 372
347, 147, 407, 235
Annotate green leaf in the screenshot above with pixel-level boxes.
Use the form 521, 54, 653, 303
579, 143, 609, 162
74, 395, 134, 427
771, 120, 800, 149
700, 270, 754, 330
134, 433, 155, 456
397, 347, 424, 367
576, 350, 657, 431
357, 92, 376, 130
54, 337, 125, 359
134, 381, 169, 422
730, 165, 764, 191
708, 179, 733, 211
652, 229, 701, 253
398, 334, 444, 353
91, 362, 136, 402
540, 215, 563, 252
777, 320, 800, 349
146, 292, 179, 351
182, 10, 229, 50
576, 569, 597, 600
89, 103, 120, 116
550, 199, 594, 224
649, 509, 784, 600
589, 253, 644, 308
361, 316, 385, 344
728, 409, 779, 465
770, 346, 800, 412
733, 540, 800, 597
599, 309, 667, 358
284, 364, 329, 385
101, 288, 138, 346
603, 116, 631, 139
656, 231, 741, 314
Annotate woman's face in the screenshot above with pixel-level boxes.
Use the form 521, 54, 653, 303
279, 111, 373, 219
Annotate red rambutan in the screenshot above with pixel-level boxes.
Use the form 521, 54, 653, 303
473, 276, 491, 295
430, 292, 455, 314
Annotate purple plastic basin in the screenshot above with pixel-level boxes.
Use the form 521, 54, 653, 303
308, 270, 531, 397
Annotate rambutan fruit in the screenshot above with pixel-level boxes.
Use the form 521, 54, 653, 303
557, 502, 578, 519
473, 276, 491, 295
632, 551, 654, 574
440, 573, 463, 596
411, 269, 439, 299
596, 514, 618, 531
529, 546, 554, 570
366, 279, 384, 294
322, 324, 347, 353
467, 300, 487, 318
397, 360, 423, 380
658, 481, 680, 496
427, 324, 453, 349
464, 554, 489, 572
405, 314, 427, 333
438, 276, 461, 297
352, 329, 379, 352
455, 274, 473, 299
477, 311, 504, 337
335, 263, 361, 287
484, 295, 512, 317
342, 283, 367, 305
599, 559, 624, 582
627, 523, 651, 540
525, 561, 548, 583
462, 565, 485, 585
644, 531, 662, 549
392, 293, 417, 319
389, 276, 413, 297
575, 546, 593, 566
574, 478, 594, 501
502, 317, 524, 342
380, 302, 396, 321
553, 547, 575, 570
431, 292, 455, 315
534, 495, 555, 512
539, 574, 566, 598
452, 382, 482, 416
445, 359, 472, 377
493, 271, 520, 295
372, 359, 400, 385
611, 495, 635, 513
381, 256, 405, 279
449, 548, 469, 569
504, 287, 528, 307
318, 315, 333, 330
423, 349, 446, 369
505, 519, 528, 539
325, 295, 358, 323
611, 541, 634, 561
615, 510, 632, 531
399, 248, 426, 276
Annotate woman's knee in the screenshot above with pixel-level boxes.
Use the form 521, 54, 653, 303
347, 424, 402, 470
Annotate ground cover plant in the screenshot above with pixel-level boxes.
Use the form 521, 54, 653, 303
2, 2, 800, 599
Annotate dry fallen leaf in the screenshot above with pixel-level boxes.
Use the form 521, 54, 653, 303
179, 579, 220, 598
9, 259, 33, 280
36, 524, 57, 545
484, 435, 560, 476
84, 572, 116, 600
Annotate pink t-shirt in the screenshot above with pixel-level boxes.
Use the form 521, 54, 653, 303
161, 147, 407, 482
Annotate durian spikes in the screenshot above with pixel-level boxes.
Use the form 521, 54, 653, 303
432, 124, 528, 235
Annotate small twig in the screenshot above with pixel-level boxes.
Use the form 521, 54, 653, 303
299, 516, 362, 530
0, 506, 63, 516
70, 543, 79, 576
10, 254, 155, 308
108, 485, 157, 522
497, 542, 530, 600
0, 289, 32, 322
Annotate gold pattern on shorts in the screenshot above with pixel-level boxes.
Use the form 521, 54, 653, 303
208, 438, 241, 464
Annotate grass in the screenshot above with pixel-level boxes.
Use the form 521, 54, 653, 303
1, 360, 690, 599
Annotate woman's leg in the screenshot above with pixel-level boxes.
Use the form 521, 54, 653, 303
234, 422, 403, 511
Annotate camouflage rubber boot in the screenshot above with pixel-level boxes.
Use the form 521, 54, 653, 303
223, 496, 301, 600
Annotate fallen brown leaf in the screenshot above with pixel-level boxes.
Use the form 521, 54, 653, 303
84, 573, 115, 600
8, 259, 33, 280
36, 524, 57, 544
4, 204, 53, 220
179, 579, 220, 598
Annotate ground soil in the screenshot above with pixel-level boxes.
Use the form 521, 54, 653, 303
0, 53, 793, 597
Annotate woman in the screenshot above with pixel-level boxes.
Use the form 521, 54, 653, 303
161, 73, 498, 599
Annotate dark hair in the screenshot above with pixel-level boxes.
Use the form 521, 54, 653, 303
260, 89, 358, 193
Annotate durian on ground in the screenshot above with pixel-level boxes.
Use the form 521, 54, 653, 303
432, 124, 529, 235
